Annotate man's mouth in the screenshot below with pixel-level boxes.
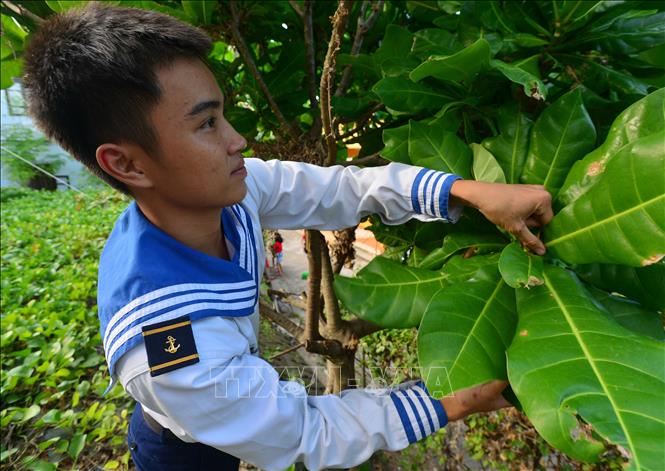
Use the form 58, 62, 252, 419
231, 162, 247, 177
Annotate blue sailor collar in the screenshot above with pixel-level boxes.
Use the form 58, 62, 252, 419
97, 201, 259, 379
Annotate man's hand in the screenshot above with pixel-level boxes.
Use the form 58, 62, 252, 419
450, 180, 553, 255
440, 380, 512, 421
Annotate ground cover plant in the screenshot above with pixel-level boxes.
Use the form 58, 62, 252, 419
1, 190, 133, 470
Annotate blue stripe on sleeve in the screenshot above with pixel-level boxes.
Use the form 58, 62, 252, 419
416, 381, 448, 428
438, 175, 462, 221
411, 168, 429, 214
390, 391, 418, 443
429, 173, 445, 217
412, 387, 436, 434
399, 390, 427, 440
421, 170, 436, 214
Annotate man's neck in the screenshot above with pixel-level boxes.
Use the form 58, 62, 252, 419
137, 201, 230, 260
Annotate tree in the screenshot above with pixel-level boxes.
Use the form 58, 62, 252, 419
2, 1, 663, 468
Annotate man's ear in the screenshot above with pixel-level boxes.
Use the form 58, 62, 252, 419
96, 143, 153, 189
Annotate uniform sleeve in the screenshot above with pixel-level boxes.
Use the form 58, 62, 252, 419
244, 158, 462, 230
118, 317, 448, 471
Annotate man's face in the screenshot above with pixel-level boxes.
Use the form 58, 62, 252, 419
140, 57, 248, 209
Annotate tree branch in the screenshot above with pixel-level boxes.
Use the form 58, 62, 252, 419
319, 234, 343, 331
320, 0, 352, 167
334, 0, 384, 97
2, 1, 43, 24
337, 103, 385, 140
288, 0, 304, 18
304, 0, 322, 138
228, 1, 298, 140
304, 230, 324, 342
259, 299, 305, 340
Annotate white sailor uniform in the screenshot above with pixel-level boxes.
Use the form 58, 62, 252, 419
97, 158, 462, 471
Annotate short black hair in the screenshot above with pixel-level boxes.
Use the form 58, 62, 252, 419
23, 4, 212, 193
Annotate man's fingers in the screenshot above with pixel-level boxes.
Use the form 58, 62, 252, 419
513, 223, 546, 255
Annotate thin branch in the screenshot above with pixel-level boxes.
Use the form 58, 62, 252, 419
2, 1, 43, 24
288, 0, 304, 18
334, 0, 384, 97
337, 103, 385, 139
304, 230, 324, 341
259, 300, 305, 340
228, 1, 298, 140
320, 0, 352, 167
304, 0, 322, 138
270, 342, 305, 361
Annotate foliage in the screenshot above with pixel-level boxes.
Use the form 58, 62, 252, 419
0, 124, 64, 187
328, 2, 665, 469
1, 189, 132, 470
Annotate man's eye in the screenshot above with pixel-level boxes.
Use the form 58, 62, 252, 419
201, 117, 216, 129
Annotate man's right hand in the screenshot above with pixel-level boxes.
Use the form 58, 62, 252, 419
440, 380, 512, 421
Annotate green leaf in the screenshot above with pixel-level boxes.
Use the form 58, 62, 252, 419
381, 125, 410, 164
68, 433, 86, 460
331, 96, 374, 120
0, 58, 22, 89
337, 54, 380, 82
575, 262, 665, 312
225, 107, 259, 137
181, 1, 216, 24
489, 57, 546, 101
470, 143, 506, 183
45, 1, 87, 12
586, 286, 665, 341
498, 242, 544, 289
408, 119, 472, 178
419, 263, 516, 397
411, 28, 461, 59
512, 33, 549, 47
20, 404, 40, 423
372, 77, 452, 114
558, 88, 665, 207
334, 257, 450, 328
545, 131, 665, 267
374, 25, 414, 67
409, 38, 491, 83
482, 104, 533, 184
591, 10, 665, 56
521, 88, 596, 195
419, 232, 507, 270
508, 265, 665, 468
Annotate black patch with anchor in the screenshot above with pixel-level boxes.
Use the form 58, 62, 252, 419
142, 315, 199, 377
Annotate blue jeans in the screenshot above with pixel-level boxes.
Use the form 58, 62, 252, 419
128, 403, 240, 470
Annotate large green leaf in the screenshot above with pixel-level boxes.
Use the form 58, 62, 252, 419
419, 232, 507, 270
470, 143, 506, 183
334, 257, 450, 328
585, 286, 665, 341
558, 88, 665, 207
587, 10, 665, 56
409, 38, 490, 83
575, 262, 665, 312
521, 88, 596, 195
498, 242, 544, 289
545, 131, 665, 267
482, 104, 533, 184
408, 119, 472, 178
381, 125, 410, 164
419, 263, 516, 397
508, 265, 665, 468
372, 76, 452, 114
373, 25, 415, 67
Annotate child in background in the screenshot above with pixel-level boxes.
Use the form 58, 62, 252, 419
271, 233, 284, 276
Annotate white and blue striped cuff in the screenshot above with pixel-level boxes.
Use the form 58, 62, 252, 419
390, 380, 448, 444
410, 168, 461, 221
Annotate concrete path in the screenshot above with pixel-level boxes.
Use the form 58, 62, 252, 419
265, 229, 309, 296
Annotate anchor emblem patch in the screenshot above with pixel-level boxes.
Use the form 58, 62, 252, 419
164, 335, 181, 354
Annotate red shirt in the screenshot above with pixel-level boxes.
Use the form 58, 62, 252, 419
272, 241, 283, 254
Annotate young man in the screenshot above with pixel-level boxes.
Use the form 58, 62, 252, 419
23, 5, 553, 470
